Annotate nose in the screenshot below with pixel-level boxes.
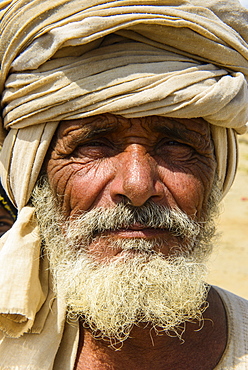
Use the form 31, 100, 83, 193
109, 145, 164, 206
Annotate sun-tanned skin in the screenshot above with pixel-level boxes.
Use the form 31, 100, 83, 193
46, 114, 227, 369
0, 206, 14, 236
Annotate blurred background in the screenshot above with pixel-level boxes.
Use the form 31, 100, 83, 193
239, 0, 248, 7
208, 134, 248, 299
206, 0, 248, 302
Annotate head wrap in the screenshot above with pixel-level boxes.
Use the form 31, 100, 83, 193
0, 0, 248, 349
0, 0, 248, 208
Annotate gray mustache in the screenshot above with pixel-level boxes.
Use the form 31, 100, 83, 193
68, 202, 200, 240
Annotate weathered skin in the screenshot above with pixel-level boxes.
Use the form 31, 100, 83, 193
46, 114, 216, 257
46, 114, 226, 370
0, 206, 14, 236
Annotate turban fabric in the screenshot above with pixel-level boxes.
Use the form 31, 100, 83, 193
1, 0, 248, 208
0, 1, 248, 364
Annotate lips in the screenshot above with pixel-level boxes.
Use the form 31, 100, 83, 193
127, 223, 149, 230
100, 225, 168, 239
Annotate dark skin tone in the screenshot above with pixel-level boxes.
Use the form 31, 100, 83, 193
0, 205, 14, 236
46, 114, 227, 369
74, 288, 227, 370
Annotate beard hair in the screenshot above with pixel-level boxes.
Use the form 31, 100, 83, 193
31, 176, 220, 345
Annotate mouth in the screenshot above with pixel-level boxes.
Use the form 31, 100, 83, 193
85, 223, 185, 260
96, 224, 170, 239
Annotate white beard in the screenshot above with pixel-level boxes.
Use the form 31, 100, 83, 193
32, 176, 220, 345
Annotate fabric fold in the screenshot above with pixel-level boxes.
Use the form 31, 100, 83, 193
0, 207, 49, 337
0, 0, 248, 342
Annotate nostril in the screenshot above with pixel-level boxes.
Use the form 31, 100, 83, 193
116, 194, 130, 205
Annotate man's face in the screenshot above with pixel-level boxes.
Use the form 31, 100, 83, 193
45, 114, 216, 260
36, 114, 219, 342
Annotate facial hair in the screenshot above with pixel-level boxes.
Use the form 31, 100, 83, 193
32, 176, 220, 345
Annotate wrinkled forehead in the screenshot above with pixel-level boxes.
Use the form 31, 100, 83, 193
54, 114, 213, 144
1, 0, 245, 209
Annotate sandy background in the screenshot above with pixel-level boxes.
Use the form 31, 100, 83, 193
208, 134, 248, 299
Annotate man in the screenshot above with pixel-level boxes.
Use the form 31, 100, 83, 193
0, 0, 247, 368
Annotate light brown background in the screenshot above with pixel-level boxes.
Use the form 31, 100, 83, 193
208, 134, 248, 299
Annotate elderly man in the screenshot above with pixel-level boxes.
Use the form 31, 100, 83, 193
0, 0, 247, 369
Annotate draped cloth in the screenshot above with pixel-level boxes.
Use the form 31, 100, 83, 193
0, 1, 248, 364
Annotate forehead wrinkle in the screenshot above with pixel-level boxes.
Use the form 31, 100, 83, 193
80, 125, 117, 140
65, 121, 119, 144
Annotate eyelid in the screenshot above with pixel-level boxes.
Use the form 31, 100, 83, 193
76, 137, 113, 149
158, 137, 191, 147
166, 140, 183, 145
71, 137, 116, 159
83, 138, 109, 145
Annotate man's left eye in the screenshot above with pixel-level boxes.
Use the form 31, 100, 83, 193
156, 139, 195, 158
166, 140, 182, 146
159, 139, 191, 148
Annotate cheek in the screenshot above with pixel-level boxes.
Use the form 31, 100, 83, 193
162, 152, 216, 218
160, 162, 215, 219
69, 169, 112, 216
170, 174, 205, 217
47, 159, 115, 217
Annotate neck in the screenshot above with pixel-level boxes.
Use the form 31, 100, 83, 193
74, 287, 228, 370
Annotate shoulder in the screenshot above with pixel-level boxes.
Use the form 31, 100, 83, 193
214, 286, 248, 316
213, 286, 248, 370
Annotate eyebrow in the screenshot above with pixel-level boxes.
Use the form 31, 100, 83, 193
154, 123, 204, 147
71, 122, 118, 144
155, 124, 192, 141
84, 126, 117, 139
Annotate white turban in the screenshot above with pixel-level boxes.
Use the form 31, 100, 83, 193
0, 0, 248, 346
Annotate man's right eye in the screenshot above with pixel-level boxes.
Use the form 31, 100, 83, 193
72, 139, 115, 159
83, 141, 108, 147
